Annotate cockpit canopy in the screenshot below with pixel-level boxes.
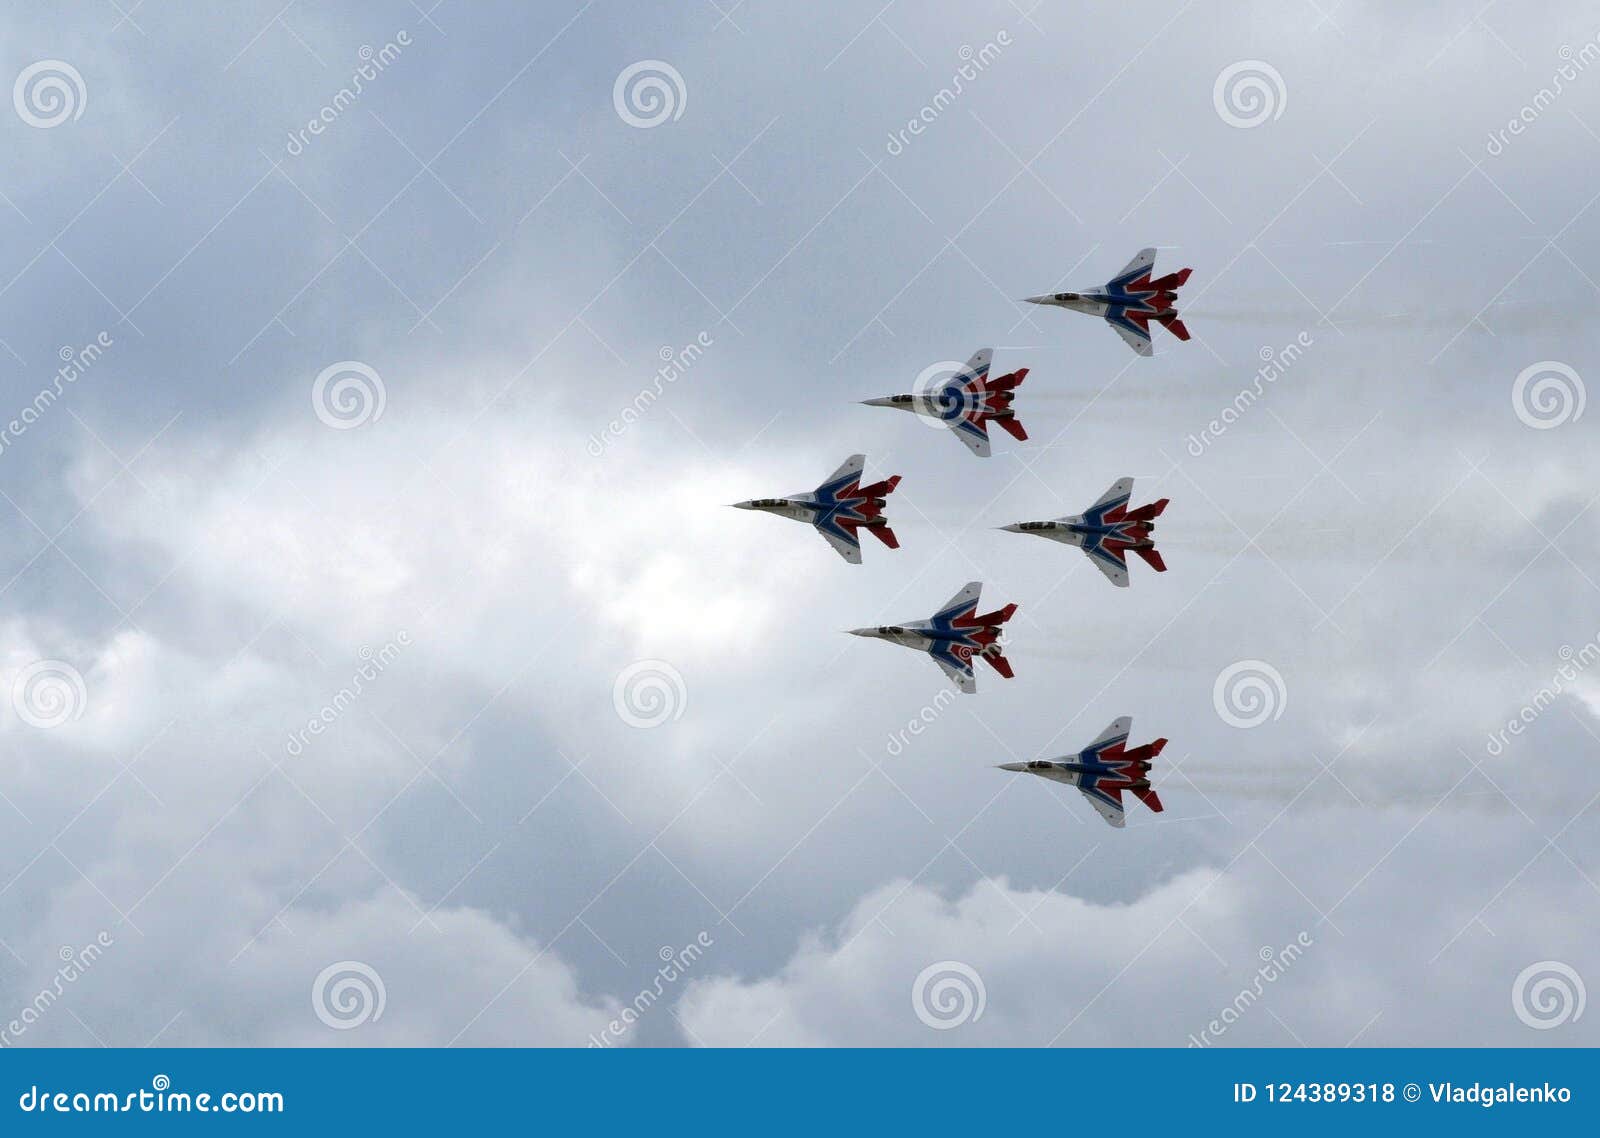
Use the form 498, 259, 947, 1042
877, 625, 906, 636
1018, 521, 1056, 531
1026, 760, 1054, 770
748, 498, 789, 508
890, 394, 913, 404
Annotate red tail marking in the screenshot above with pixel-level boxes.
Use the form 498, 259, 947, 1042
974, 602, 1017, 626
1157, 314, 1191, 341
1123, 498, 1168, 522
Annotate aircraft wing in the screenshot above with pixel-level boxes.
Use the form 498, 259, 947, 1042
1111, 247, 1157, 285
957, 347, 992, 386
1084, 545, 1131, 587
816, 524, 862, 564
817, 453, 864, 494
931, 650, 977, 694
937, 581, 982, 618
1106, 313, 1153, 356
1081, 786, 1127, 828
1088, 477, 1134, 516
1087, 716, 1132, 750
949, 417, 992, 457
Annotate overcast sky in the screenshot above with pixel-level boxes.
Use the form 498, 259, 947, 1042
1, 0, 1598, 1047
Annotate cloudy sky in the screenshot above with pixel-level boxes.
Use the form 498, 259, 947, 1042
1, 0, 1597, 1047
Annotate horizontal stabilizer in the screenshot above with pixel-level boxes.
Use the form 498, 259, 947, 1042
1157, 314, 1191, 341
995, 417, 1027, 441
1134, 546, 1167, 573
984, 651, 1014, 679
858, 474, 902, 498
988, 367, 1028, 392
868, 525, 900, 549
1134, 787, 1164, 813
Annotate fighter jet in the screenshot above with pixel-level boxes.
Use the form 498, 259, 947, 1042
732, 454, 901, 564
848, 581, 1016, 693
1022, 247, 1191, 356
997, 717, 1166, 828
999, 477, 1167, 588
861, 348, 1028, 457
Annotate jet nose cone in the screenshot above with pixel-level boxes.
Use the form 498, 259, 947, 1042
1021, 295, 1050, 305
860, 397, 894, 407
997, 523, 1022, 533
846, 628, 874, 637
996, 762, 1029, 772
730, 501, 756, 510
